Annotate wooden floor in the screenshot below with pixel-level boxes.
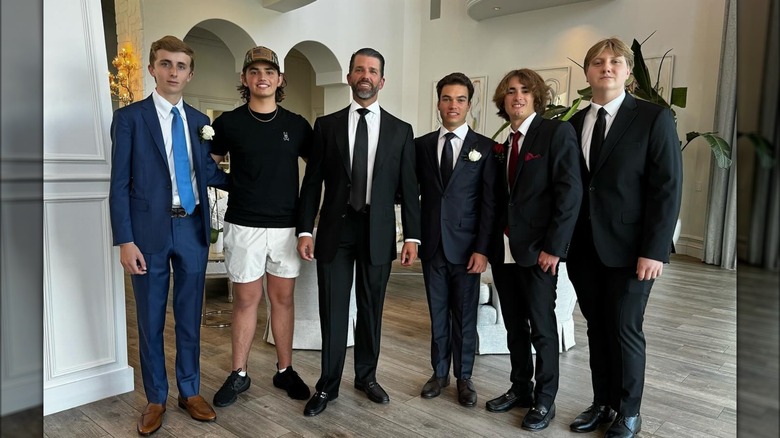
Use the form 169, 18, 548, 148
42, 254, 751, 437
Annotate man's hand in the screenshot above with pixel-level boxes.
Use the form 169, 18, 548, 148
297, 236, 314, 261
537, 250, 560, 276
400, 242, 418, 266
467, 252, 488, 274
636, 257, 663, 281
119, 242, 147, 275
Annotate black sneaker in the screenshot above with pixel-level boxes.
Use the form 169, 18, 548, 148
273, 366, 311, 400
213, 370, 251, 407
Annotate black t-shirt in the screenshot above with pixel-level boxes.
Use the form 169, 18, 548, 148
211, 104, 312, 228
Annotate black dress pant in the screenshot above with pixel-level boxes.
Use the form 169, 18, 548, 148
314, 209, 391, 396
567, 229, 653, 416
421, 244, 480, 380
491, 262, 559, 408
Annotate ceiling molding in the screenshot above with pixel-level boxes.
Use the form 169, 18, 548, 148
466, 0, 597, 21
261, 0, 317, 13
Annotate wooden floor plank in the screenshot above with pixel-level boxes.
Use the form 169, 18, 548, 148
41, 255, 754, 437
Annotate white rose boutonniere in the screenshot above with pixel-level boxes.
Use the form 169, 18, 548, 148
199, 125, 215, 142
465, 148, 482, 162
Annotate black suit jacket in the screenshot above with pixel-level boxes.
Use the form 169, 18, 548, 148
488, 116, 582, 267
415, 128, 496, 264
568, 94, 682, 267
297, 105, 421, 264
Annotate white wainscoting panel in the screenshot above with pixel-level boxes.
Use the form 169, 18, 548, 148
42, 0, 133, 415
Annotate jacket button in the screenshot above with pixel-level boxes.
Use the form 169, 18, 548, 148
341, 214, 346, 218
589, 186, 595, 192
347, 183, 351, 188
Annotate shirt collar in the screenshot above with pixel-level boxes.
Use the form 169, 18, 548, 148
350, 100, 380, 116
439, 122, 469, 141
152, 89, 185, 119
510, 112, 537, 139
591, 91, 626, 118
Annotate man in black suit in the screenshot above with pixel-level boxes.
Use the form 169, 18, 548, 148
566, 38, 682, 438
485, 69, 582, 431
296, 47, 421, 417
415, 73, 496, 407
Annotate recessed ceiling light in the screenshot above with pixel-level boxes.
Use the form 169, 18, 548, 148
493, 7, 501, 11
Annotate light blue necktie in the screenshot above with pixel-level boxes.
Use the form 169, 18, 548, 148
171, 107, 196, 214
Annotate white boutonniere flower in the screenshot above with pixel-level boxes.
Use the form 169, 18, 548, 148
199, 125, 215, 142
467, 148, 482, 162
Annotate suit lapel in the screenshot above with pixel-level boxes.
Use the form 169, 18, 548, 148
334, 107, 351, 179
449, 129, 474, 186
592, 95, 638, 173
509, 116, 542, 196
425, 132, 445, 190
374, 108, 393, 175
141, 96, 168, 166
184, 104, 203, 181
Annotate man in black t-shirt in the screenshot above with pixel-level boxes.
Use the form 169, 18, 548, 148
210, 46, 312, 408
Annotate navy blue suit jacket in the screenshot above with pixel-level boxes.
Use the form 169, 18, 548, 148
109, 95, 228, 252
415, 128, 496, 264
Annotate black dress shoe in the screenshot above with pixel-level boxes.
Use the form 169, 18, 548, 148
570, 403, 616, 432
456, 379, 477, 407
605, 413, 641, 438
421, 374, 450, 399
303, 391, 335, 416
485, 389, 534, 412
354, 380, 389, 404
521, 402, 555, 431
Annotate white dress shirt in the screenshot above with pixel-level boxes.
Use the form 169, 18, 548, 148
580, 91, 626, 170
437, 122, 470, 168
151, 90, 200, 207
348, 100, 381, 206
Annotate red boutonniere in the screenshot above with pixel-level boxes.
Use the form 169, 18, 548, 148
493, 143, 506, 163
524, 152, 542, 161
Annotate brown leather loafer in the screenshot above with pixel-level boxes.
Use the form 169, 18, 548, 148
137, 403, 165, 436
177, 394, 216, 422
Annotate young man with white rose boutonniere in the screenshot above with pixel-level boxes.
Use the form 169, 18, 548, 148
484, 68, 582, 432
108, 35, 229, 436
209, 45, 313, 409
414, 72, 497, 408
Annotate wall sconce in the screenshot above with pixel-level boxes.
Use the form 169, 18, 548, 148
108, 45, 140, 106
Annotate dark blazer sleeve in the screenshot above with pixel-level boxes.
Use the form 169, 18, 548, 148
297, 118, 323, 235
640, 107, 682, 261
473, 133, 497, 257
109, 108, 134, 246
544, 122, 582, 257
398, 121, 421, 242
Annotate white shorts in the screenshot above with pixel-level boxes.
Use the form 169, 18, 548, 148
223, 222, 301, 283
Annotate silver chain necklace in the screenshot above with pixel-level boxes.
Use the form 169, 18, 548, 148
247, 105, 278, 123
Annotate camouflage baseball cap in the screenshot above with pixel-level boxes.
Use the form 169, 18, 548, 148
242, 46, 280, 71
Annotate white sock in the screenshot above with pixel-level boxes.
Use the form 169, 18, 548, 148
237, 369, 247, 377
278, 367, 287, 373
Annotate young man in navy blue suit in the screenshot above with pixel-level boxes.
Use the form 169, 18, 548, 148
415, 72, 496, 407
566, 38, 682, 438
485, 69, 582, 431
109, 35, 228, 436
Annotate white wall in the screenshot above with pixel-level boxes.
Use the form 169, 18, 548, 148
139, 0, 420, 119
417, 0, 727, 258
42, 0, 134, 415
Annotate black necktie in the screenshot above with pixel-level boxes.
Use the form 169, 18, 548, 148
350, 108, 369, 211
440, 132, 456, 188
590, 107, 607, 170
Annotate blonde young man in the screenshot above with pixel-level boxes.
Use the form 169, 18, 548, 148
109, 35, 228, 435
566, 38, 682, 438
